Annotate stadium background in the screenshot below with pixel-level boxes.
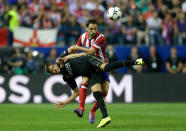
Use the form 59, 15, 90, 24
0, 0, 186, 130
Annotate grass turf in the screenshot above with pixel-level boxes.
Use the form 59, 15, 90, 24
0, 103, 186, 131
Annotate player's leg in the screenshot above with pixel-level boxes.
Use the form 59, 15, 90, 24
100, 58, 144, 72
91, 83, 111, 128
89, 75, 110, 124
73, 76, 88, 118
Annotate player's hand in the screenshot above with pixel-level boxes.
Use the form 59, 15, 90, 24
68, 45, 77, 54
55, 101, 67, 110
56, 57, 68, 63
56, 57, 62, 64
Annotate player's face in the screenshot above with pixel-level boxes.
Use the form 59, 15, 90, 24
87, 24, 98, 38
48, 64, 60, 74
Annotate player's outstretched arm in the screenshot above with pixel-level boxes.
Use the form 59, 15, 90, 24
55, 78, 79, 110
56, 87, 79, 110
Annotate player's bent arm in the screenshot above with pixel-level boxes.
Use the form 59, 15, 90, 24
68, 45, 89, 53
55, 87, 79, 110
86, 48, 96, 55
55, 78, 79, 110
65, 52, 87, 59
68, 45, 96, 55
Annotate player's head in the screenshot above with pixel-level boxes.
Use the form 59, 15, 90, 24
86, 19, 98, 38
45, 63, 60, 74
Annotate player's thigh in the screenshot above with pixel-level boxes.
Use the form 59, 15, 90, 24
90, 83, 102, 92
82, 76, 88, 84
101, 80, 109, 95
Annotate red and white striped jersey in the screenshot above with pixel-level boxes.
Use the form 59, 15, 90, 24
76, 32, 107, 62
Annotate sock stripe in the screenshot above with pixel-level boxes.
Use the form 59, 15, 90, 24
81, 84, 88, 89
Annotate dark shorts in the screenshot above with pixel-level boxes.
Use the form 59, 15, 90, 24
88, 72, 103, 88
101, 72, 110, 82
86, 55, 110, 87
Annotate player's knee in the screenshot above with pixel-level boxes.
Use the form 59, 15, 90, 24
100, 63, 107, 71
82, 76, 89, 84
103, 64, 110, 72
93, 91, 102, 100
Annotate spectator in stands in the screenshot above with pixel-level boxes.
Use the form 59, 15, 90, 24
162, 13, 175, 45
147, 11, 163, 45
106, 45, 118, 73
126, 0, 140, 17
83, 0, 97, 11
0, 56, 2, 72
97, 15, 108, 33
24, 50, 38, 74
74, 0, 83, 19
166, 47, 182, 74
19, 5, 32, 27
91, 1, 105, 22
0, 0, 6, 27
145, 45, 162, 72
40, 13, 53, 29
63, 15, 82, 45
45, 48, 57, 64
182, 1, 186, 12
136, 13, 148, 45
158, 4, 168, 20
105, 21, 121, 45
4, 4, 19, 45
143, 3, 154, 21
7, 48, 24, 74
48, 3, 61, 28
182, 62, 186, 74
176, 12, 186, 45
0, 54, 9, 73
127, 46, 143, 73
136, 0, 151, 14
121, 15, 137, 45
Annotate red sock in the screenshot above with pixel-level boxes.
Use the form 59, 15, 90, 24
91, 101, 98, 113
91, 93, 107, 113
78, 84, 88, 111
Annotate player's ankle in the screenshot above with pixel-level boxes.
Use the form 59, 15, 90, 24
79, 107, 84, 111
90, 110, 95, 113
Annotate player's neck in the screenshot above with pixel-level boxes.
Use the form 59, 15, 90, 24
88, 35, 93, 39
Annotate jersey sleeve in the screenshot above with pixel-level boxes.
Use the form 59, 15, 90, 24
63, 76, 77, 90
76, 35, 82, 46
92, 36, 105, 51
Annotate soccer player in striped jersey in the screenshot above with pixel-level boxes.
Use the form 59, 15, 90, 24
73, 19, 109, 124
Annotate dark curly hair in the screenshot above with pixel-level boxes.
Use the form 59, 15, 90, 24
45, 63, 53, 73
86, 19, 97, 27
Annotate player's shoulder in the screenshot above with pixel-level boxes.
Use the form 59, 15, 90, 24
96, 32, 105, 41
97, 32, 105, 37
80, 32, 87, 38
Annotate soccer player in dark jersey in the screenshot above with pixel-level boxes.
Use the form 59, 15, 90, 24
45, 53, 144, 128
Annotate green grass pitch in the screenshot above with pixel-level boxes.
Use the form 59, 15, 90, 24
0, 103, 186, 131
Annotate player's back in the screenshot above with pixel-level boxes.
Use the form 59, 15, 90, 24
62, 55, 91, 78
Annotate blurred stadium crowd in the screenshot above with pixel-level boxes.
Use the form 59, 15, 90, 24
0, 0, 185, 45
0, 45, 186, 74
0, 0, 186, 74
